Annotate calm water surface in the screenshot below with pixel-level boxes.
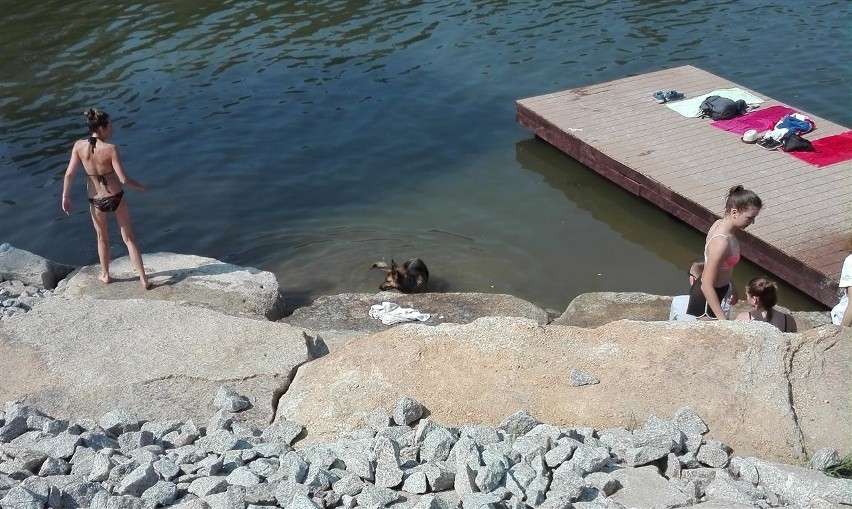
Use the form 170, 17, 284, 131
1, 1, 849, 312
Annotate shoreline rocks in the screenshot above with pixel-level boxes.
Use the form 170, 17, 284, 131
1, 244, 850, 507
0, 397, 849, 509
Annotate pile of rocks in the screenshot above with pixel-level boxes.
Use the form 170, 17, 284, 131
1, 393, 848, 509
0, 279, 52, 321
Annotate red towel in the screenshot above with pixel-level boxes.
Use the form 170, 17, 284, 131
787, 131, 852, 168
710, 105, 797, 134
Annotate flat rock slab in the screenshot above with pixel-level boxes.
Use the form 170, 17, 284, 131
59, 252, 285, 320
281, 292, 549, 349
0, 295, 311, 427
276, 316, 851, 463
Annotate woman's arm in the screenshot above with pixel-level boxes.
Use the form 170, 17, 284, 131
842, 287, 852, 327
110, 147, 147, 192
61, 143, 81, 214
701, 237, 728, 319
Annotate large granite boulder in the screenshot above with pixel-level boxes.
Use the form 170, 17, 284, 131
276, 316, 851, 463
0, 243, 76, 289
281, 292, 549, 350
58, 252, 285, 320
0, 295, 312, 427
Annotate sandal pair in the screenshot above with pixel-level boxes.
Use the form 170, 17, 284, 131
652, 90, 685, 103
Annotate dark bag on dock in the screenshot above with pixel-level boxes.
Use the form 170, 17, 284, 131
699, 95, 747, 120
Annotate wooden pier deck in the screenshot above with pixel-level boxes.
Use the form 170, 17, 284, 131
516, 65, 851, 307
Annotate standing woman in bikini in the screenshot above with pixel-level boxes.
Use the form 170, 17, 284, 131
686, 185, 762, 319
61, 108, 151, 289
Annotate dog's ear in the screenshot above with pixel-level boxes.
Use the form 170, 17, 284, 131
390, 259, 398, 270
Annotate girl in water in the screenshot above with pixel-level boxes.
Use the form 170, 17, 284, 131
686, 185, 762, 319
61, 108, 151, 289
735, 277, 797, 332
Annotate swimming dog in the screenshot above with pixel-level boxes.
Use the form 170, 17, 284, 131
378, 258, 429, 293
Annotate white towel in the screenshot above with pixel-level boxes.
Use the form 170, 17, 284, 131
369, 302, 431, 325
665, 87, 764, 118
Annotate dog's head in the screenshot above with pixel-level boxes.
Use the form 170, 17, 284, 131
379, 259, 404, 292
379, 259, 429, 293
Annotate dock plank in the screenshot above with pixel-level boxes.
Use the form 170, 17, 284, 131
517, 65, 852, 306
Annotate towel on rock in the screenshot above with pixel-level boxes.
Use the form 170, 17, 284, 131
369, 301, 431, 325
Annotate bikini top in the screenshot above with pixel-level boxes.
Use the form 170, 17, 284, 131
705, 233, 740, 268
85, 137, 115, 191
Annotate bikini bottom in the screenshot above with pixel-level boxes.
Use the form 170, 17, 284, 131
89, 191, 124, 213
685, 278, 730, 318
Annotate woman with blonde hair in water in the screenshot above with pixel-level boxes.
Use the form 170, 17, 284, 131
735, 277, 797, 332
686, 185, 762, 319
61, 108, 151, 289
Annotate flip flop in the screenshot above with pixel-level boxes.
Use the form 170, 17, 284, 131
652, 91, 666, 104
664, 90, 685, 102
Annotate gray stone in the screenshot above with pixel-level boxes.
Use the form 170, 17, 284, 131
88, 452, 114, 482
374, 437, 403, 488
357, 484, 400, 509
227, 466, 262, 487
610, 465, 692, 508
206, 409, 233, 432
730, 456, 759, 485
554, 292, 671, 327
118, 431, 155, 452
244, 482, 278, 505
393, 396, 424, 426
141, 480, 178, 506
568, 368, 599, 387
213, 385, 251, 413
584, 471, 619, 496
498, 410, 541, 436
188, 476, 228, 497
0, 417, 28, 443
262, 419, 303, 445
402, 469, 429, 494
274, 451, 309, 483
423, 461, 455, 492
459, 425, 500, 447
153, 457, 180, 481
140, 419, 183, 440
248, 457, 279, 478
4, 448, 47, 473
454, 464, 478, 497
461, 492, 501, 509
305, 465, 338, 490
337, 441, 374, 481
696, 440, 732, 468
474, 459, 505, 493
195, 429, 245, 454
672, 406, 708, 436
808, 447, 841, 471
32, 431, 81, 459
703, 470, 766, 504
37, 457, 69, 476
205, 485, 246, 509
422, 427, 458, 463
100, 409, 141, 435
550, 462, 585, 498
333, 473, 364, 496
567, 444, 611, 475
117, 461, 158, 497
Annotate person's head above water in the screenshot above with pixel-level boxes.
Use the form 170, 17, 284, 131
84, 108, 110, 133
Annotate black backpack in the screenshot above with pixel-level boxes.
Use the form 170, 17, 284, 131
699, 95, 748, 120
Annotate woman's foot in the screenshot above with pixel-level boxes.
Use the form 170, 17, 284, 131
140, 278, 152, 290
98, 273, 112, 284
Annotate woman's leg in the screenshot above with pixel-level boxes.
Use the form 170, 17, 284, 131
114, 200, 151, 289
89, 204, 112, 283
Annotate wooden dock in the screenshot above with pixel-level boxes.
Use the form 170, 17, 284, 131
516, 65, 851, 307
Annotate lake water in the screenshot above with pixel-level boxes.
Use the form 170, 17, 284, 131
1, 1, 849, 313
